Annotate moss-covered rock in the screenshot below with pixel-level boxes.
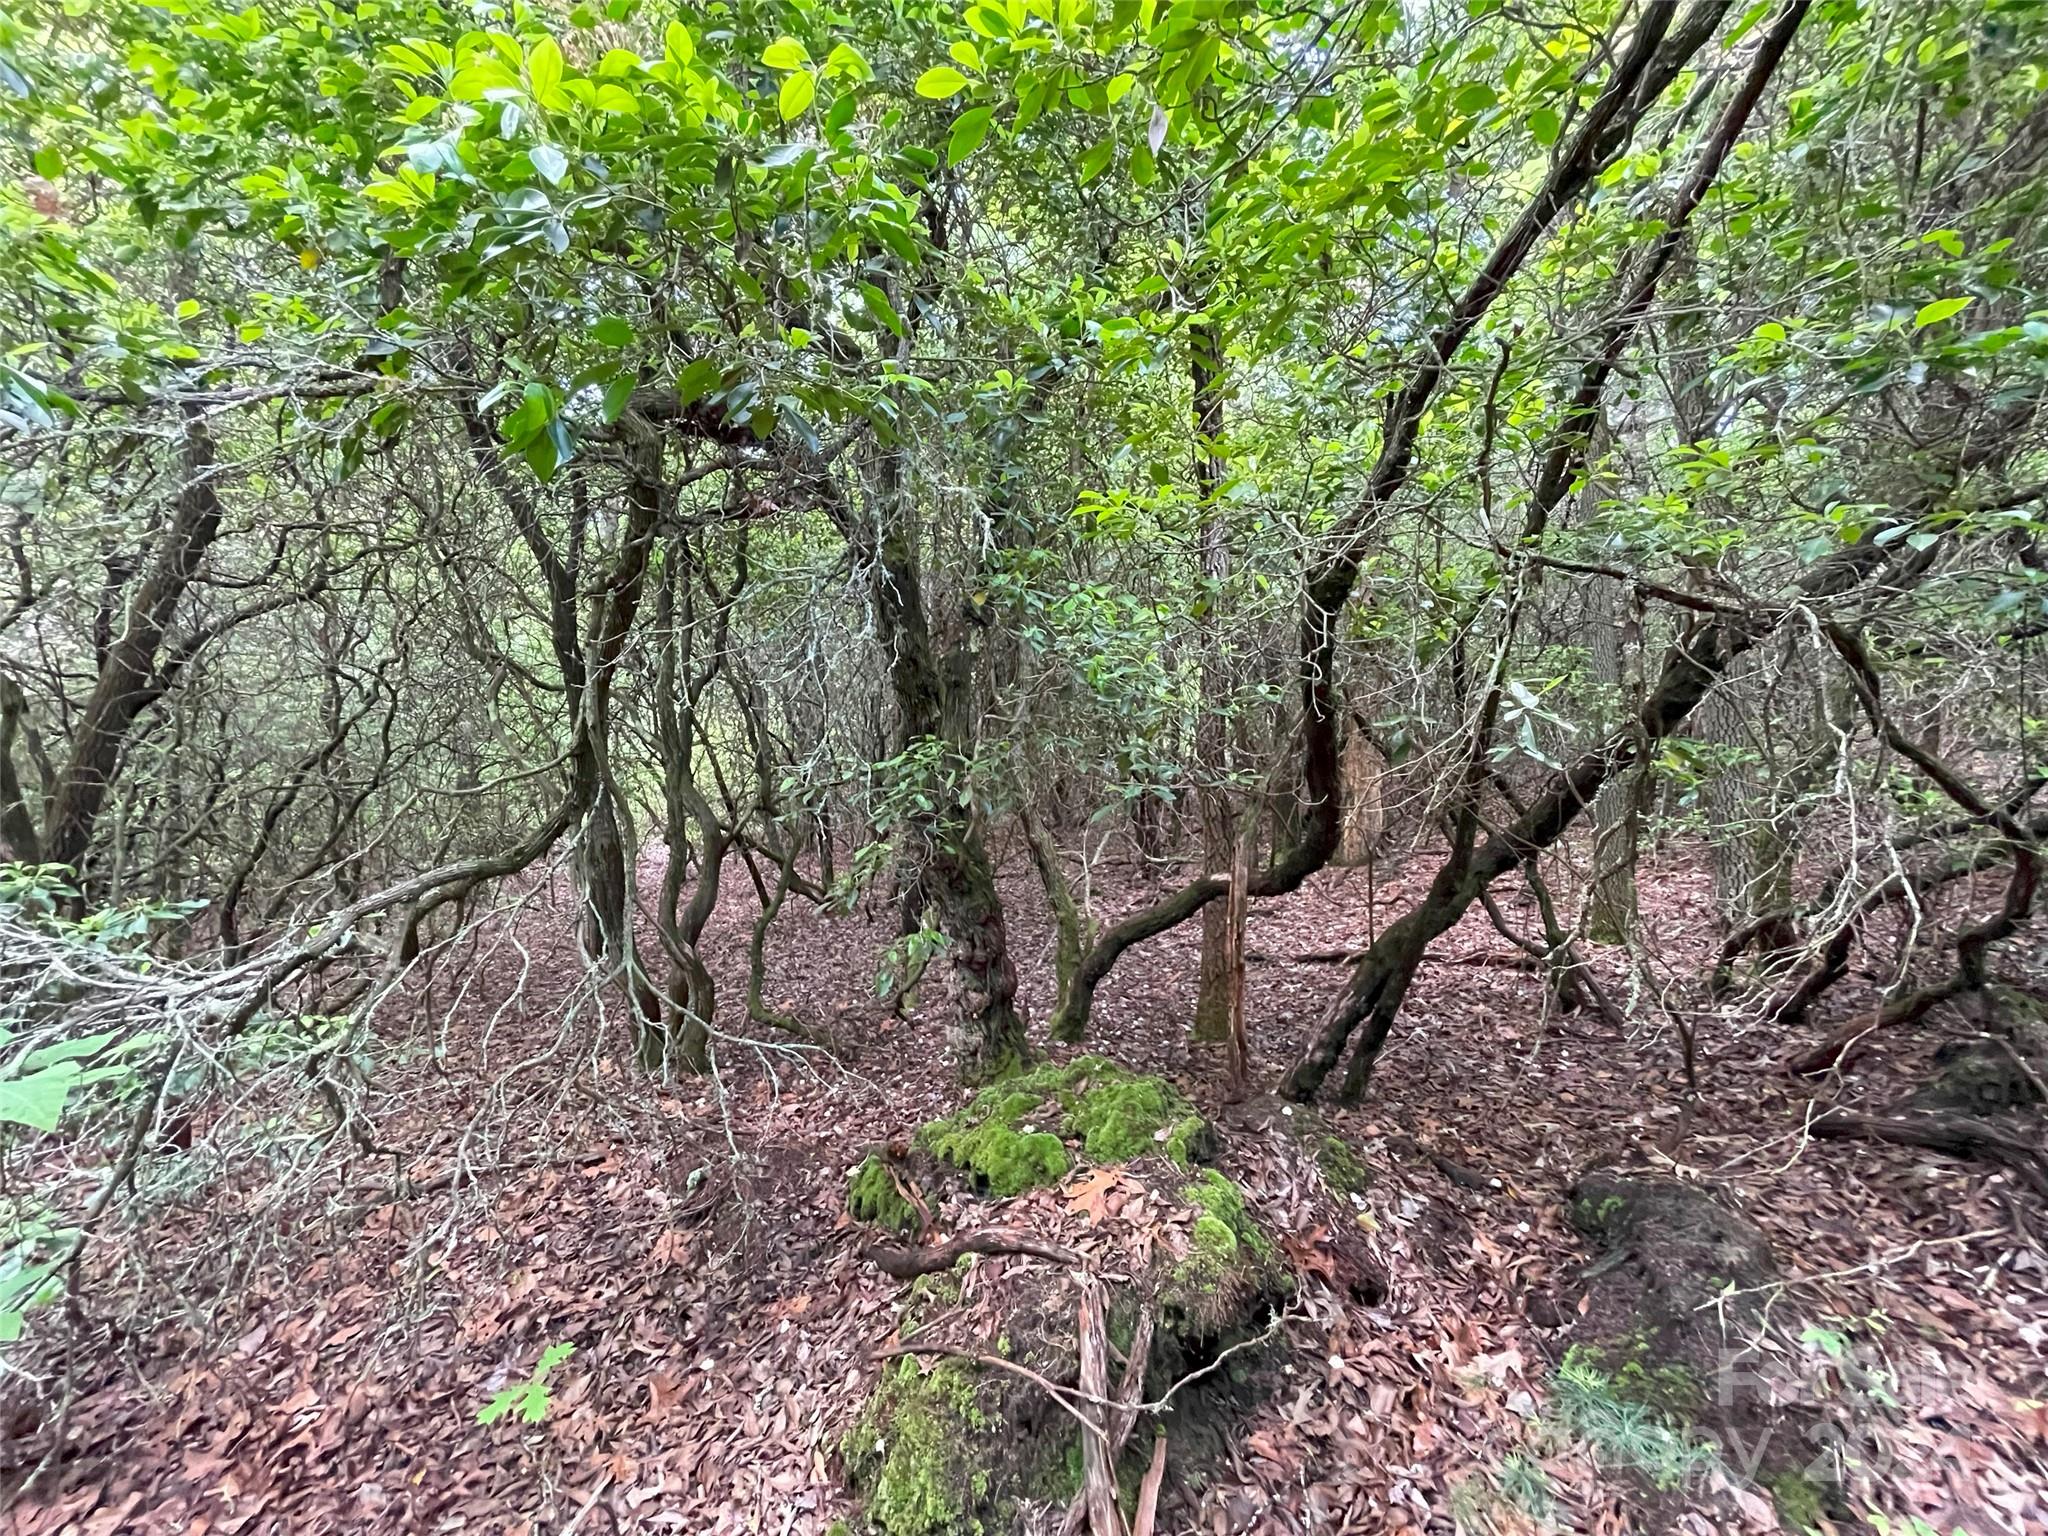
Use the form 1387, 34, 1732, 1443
849, 1154, 923, 1234
843, 1063, 1268, 1534
842, 1359, 994, 1536
913, 1055, 1212, 1197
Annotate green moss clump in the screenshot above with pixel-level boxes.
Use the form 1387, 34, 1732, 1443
843, 1359, 991, 1536
913, 1055, 1210, 1196
1182, 1169, 1275, 1261
1162, 1170, 1288, 1346
849, 1154, 921, 1234
1317, 1134, 1371, 1195
1769, 1471, 1826, 1533
1065, 1073, 1203, 1165
920, 1116, 1070, 1197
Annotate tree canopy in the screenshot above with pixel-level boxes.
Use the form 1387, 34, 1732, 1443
4, 0, 2048, 1530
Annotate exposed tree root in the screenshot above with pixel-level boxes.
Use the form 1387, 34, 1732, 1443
1808, 1106, 2048, 1201
859, 1228, 1082, 1279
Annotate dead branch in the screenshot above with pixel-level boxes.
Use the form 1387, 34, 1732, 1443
1076, 1275, 1121, 1536
1130, 1434, 1168, 1536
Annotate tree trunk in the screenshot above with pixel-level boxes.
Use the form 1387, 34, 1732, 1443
1191, 317, 1236, 1046
1045, 4, 1725, 1042
844, 443, 1027, 1080
41, 406, 226, 881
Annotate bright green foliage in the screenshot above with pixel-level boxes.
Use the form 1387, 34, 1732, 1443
477, 1341, 576, 1426
915, 1056, 1208, 1195
842, 1358, 992, 1536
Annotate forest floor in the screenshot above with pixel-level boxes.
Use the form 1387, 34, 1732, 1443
5, 839, 2046, 1536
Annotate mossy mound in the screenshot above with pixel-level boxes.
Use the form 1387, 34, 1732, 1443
842, 1158, 1287, 1534
913, 1055, 1212, 1198
1157, 1168, 1290, 1372
1564, 1171, 1848, 1528
841, 1358, 999, 1536
849, 1154, 922, 1235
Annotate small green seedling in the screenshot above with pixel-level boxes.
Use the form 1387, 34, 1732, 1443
478, 1341, 575, 1425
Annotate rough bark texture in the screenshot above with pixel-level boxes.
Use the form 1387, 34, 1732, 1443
40, 407, 227, 879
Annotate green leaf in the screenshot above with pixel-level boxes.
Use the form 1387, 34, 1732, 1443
600, 373, 635, 423
762, 36, 808, 70
21, 1032, 118, 1071
1077, 137, 1114, 185
529, 37, 570, 109
32, 144, 61, 180
1453, 82, 1497, 116
1528, 106, 1561, 147
1753, 320, 1786, 343
530, 143, 568, 185
948, 106, 994, 165
0, 1065, 78, 1132
779, 69, 816, 120
1913, 296, 1973, 329
591, 315, 632, 348
664, 22, 695, 66
860, 281, 905, 337
915, 66, 969, 100
966, 4, 1011, 38
949, 40, 982, 71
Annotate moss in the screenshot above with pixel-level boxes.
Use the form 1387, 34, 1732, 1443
849, 1155, 922, 1234
1769, 1470, 1826, 1533
1563, 1338, 1703, 1416
919, 1116, 1070, 1197
843, 1359, 991, 1536
1182, 1170, 1276, 1261
1065, 1073, 1202, 1165
1317, 1134, 1371, 1195
907, 1269, 963, 1309
914, 1055, 1210, 1195
1186, 1214, 1240, 1276
1572, 1191, 1629, 1232
1163, 1170, 1288, 1347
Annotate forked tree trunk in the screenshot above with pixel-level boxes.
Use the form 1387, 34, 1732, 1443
1281, 2, 1816, 1101
1044, 3, 1729, 1043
